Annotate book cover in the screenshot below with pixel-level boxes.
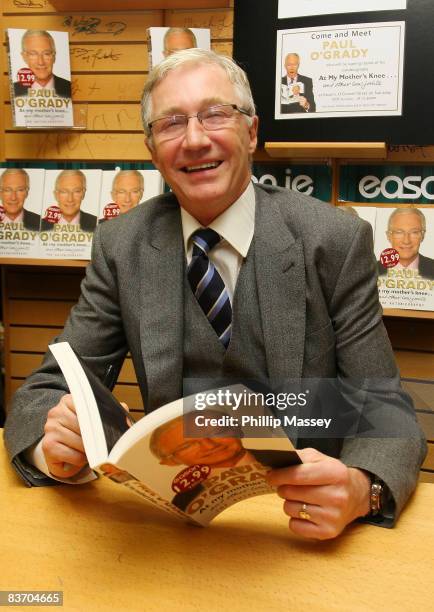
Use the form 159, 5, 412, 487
147, 27, 211, 70
0, 168, 45, 258
374, 207, 434, 311
39, 169, 102, 260
49, 342, 300, 526
7, 29, 73, 128
98, 169, 164, 223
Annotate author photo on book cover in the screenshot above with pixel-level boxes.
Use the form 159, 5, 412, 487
13, 29, 71, 98
5, 48, 426, 541
377, 207, 434, 279
0, 168, 41, 230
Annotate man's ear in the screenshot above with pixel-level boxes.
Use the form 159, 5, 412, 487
144, 137, 160, 170
248, 115, 259, 155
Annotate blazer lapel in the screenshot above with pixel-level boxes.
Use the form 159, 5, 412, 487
139, 198, 185, 410
253, 186, 306, 387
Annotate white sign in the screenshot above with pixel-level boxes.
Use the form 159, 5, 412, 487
275, 22, 405, 120
278, 0, 406, 19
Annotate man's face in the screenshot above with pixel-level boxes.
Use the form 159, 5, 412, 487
111, 174, 144, 214
55, 174, 85, 222
163, 31, 196, 57
0, 173, 28, 220
387, 212, 424, 267
22, 35, 55, 86
285, 54, 300, 79
157, 421, 244, 467
147, 64, 258, 224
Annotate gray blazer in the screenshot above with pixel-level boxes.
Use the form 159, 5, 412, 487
5, 184, 426, 520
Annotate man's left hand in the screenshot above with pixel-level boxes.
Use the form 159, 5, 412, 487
266, 447, 371, 540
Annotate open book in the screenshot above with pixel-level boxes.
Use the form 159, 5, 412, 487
49, 342, 300, 526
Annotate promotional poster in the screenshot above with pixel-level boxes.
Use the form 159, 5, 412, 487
7, 28, 73, 128
0, 168, 44, 258
39, 169, 101, 260
374, 207, 434, 311
275, 22, 405, 120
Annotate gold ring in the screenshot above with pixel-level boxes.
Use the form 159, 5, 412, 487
299, 502, 311, 521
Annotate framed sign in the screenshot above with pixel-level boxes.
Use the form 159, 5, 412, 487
233, 0, 434, 145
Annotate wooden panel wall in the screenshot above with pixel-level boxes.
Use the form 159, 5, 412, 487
2, 1, 233, 161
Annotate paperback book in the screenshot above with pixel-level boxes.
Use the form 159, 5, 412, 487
7, 29, 73, 128
49, 342, 300, 526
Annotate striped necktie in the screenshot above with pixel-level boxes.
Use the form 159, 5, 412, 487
187, 228, 232, 349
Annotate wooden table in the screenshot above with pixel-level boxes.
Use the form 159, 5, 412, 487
1, 436, 433, 612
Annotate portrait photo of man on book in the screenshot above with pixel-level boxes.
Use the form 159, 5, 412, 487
5, 49, 426, 541
13, 29, 71, 99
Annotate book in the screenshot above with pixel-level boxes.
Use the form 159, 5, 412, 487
0, 168, 45, 258
39, 169, 102, 260
281, 81, 305, 105
7, 29, 73, 128
49, 341, 300, 526
374, 207, 434, 311
147, 27, 211, 70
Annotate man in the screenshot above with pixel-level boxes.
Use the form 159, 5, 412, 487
163, 27, 197, 58
378, 207, 434, 279
41, 169, 97, 232
5, 49, 426, 541
281, 53, 315, 114
13, 29, 71, 98
111, 170, 144, 215
0, 168, 40, 230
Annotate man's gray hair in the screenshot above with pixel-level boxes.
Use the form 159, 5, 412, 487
54, 169, 86, 191
387, 206, 426, 233
111, 169, 144, 191
21, 29, 56, 54
141, 48, 256, 144
163, 27, 197, 51
285, 52, 300, 62
0, 168, 30, 190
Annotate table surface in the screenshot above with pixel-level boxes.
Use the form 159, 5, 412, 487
1, 436, 433, 612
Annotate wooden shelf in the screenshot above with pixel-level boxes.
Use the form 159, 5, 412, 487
50, 0, 232, 10
265, 142, 387, 160
383, 308, 434, 320
0, 258, 88, 268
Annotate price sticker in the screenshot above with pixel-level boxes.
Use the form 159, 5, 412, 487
380, 247, 400, 268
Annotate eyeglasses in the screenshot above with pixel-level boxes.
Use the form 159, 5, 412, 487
113, 189, 143, 198
0, 187, 28, 195
388, 229, 425, 239
56, 189, 85, 197
148, 104, 251, 142
24, 51, 54, 60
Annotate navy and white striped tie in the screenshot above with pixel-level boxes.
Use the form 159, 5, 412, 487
187, 228, 232, 349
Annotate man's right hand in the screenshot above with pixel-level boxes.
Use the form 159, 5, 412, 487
42, 394, 88, 478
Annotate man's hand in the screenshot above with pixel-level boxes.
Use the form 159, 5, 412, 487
42, 394, 88, 478
298, 95, 309, 111
266, 447, 371, 540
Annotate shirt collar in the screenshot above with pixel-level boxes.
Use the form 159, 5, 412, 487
180, 181, 255, 257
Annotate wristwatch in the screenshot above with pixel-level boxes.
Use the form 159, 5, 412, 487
369, 479, 384, 516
